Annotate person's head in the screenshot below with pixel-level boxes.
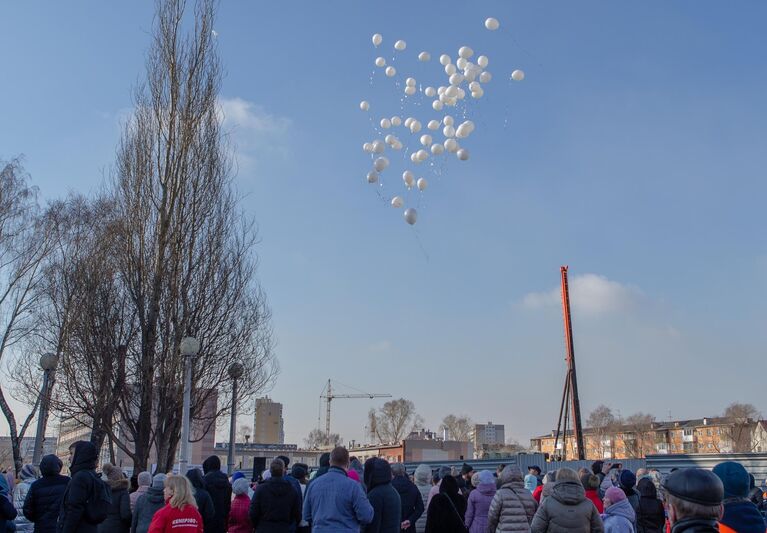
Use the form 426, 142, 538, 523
185, 468, 204, 489
232, 478, 250, 496
276, 455, 290, 469
39, 454, 63, 478
461, 463, 474, 479
636, 468, 648, 479
581, 473, 599, 491
437, 466, 451, 482
68, 441, 98, 472
712, 461, 750, 499
662, 468, 724, 525
163, 475, 197, 509
202, 455, 221, 474
20, 464, 39, 481
137, 471, 152, 488
604, 486, 626, 508
578, 467, 590, 477
439, 473, 459, 497
496, 463, 506, 474
543, 471, 557, 485
591, 460, 604, 475
319, 452, 331, 468
391, 463, 407, 478
152, 473, 167, 490
470, 472, 481, 488
619, 469, 637, 490
270, 458, 285, 478
291, 464, 308, 483
102, 464, 126, 488
529, 465, 541, 476
414, 464, 432, 486
478, 470, 495, 485
637, 477, 658, 499
499, 466, 523, 485
329, 446, 349, 469
555, 467, 579, 484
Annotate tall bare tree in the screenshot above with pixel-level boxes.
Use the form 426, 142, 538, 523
718, 402, 760, 453
304, 429, 342, 449
440, 414, 473, 442
587, 405, 619, 458
622, 412, 655, 458
368, 399, 423, 444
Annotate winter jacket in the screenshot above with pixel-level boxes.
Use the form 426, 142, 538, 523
718, 499, 767, 533
601, 499, 635, 533
670, 518, 720, 533
250, 476, 302, 532
424, 476, 466, 533
363, 459, 401, 533
131, 486, 166, 533
14, 474, 36, 532
525, 474, 538, 493
57, 441, 102, 533
129, 487, 148, 514
98, 478, 131, 533
23, 454, 68, 533
487, 467, 537, 533
391, 473, 423, 533
532, 485, 543, 504
202, 455, 231, 533
302, 466, 373, 533
146, 503, 203, 533
636, 478, 664, 533
623, 488, 640, 514
465, 482, 495, 533
0, 475, 18, 533
227, 494, 252, 533
530, 481, 604, 533
184, 469, 215, 532
585, 489, 604, 514
412, 465, 431, 533
312, 454, 331, 480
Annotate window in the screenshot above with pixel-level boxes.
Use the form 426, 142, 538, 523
707, 429, 712, 436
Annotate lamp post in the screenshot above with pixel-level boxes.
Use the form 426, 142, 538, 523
32, 353, 59, 466
227, 362, 244, 475
178, 336, 200, 475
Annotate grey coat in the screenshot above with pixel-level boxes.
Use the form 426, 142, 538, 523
487, 468, 537, 533
130, 487, 165, 533
530, 481, 604, 533
413, 466, 431, 533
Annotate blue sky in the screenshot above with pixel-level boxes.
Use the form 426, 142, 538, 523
1, 1, 766, 447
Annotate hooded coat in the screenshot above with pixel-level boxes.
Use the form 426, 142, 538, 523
14, 465, 38, 532
487, 467, 538, 533
635, 478, 665, 533
131, 484, 166, 533
601, 499, 635, 533
97, 465, 131, 533
57, 441, 102, 533
363, 459, 401, 533
530, 481, 604, 533
184, 469, 215, 532
425, 476, 466, 533
23, 454, 69, 533
202, 455, 232, 533
313, 453, 331, 480
718, 499, 767, 533
391, 471, 423, 533
0, 474, 18, 532
465, 480, 496, 533
250, 475, 302, 532
412, 465, 431, 533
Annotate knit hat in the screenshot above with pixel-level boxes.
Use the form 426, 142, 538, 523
619, 469, 636, 489
461, 463, 474, 476
437, 466, 451, 481
152, 473, 167, 489
102, 464, 124, 483
20, 464, 39, 481
478, 470, 495, 485
291, 464, 308, 480
277, 455, 291, 468
137, 471, 152, 487
231, 471, 245, 482
606, 486, 627, 503
470, 472, 480, 487
232, 478, 249, 495
713, 461, 750, 499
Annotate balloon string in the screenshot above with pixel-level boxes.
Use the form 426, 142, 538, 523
411, 227, 430, 262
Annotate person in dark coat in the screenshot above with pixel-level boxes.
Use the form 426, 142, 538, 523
202, 455, 232, 533
0, 474, 18, 532
425, 475, 466, 533
185, 468, 215, 531
635, 478, 665, 533
249, 458, 301, 532
98, 463, 131, 533
619, 470, 640, 513
23, 454, 69, 533
390, 463, 423, 533
363, 458, 401, 533
313, 453, 331, 480
57, 440, 102, 533
712, 461, 767, 533
662, 468, 723, 533
276, 455, 303, 532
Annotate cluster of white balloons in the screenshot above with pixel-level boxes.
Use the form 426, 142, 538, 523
361, 18, 524, 226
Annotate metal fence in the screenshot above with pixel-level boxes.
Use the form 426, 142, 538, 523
646, 453, 767, 484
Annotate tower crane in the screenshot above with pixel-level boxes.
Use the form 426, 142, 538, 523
320, 379, 392, 440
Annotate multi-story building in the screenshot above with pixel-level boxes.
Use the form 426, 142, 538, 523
212, 442, 325, 472
0, 436, 58, 471
253, 397, 284, 444
530, 417, 761, 460
349, 431, 473, 463
472, 422, 505, 450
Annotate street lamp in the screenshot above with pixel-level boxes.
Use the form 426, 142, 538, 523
32, 353, 59, 466
178, 336, 200, 475
227, 362, 244, 475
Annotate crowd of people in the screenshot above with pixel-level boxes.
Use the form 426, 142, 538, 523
0, 441, 766, 532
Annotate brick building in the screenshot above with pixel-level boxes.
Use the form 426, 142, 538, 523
348, 430, 472, 463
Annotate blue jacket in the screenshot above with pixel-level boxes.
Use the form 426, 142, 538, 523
602, 499, 636, 533
302, 466, 373, 532
720, 499, 767, 533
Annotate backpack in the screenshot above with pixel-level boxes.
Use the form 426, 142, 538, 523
84, 472, 112, 524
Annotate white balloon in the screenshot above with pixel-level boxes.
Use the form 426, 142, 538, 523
417, 178, 428, 191
444, 86, 458, 98
385, 134, 395, 144
445, 97, 458, 107
464, 69, 477, 83
444, 138, 458, 152
404, 208, 417, 225
457, 88, 466, 99
367, 170, 379, 183
431, 143, 444, 155
427, 120, 440, 130
360, 100, 370, 111
391, 196, 404, 208
439, 54, 451, 66
437, 86, 446, 95
392, 140, 403, 150
410, 152, 418, 163
363, 142, 372, 153
511, 69, 525, 81
424, 86, 436, 97
391, 116, 402, 126
404, 86, 416, 96
420, 134, 432, 146
456, 57, 468, 70
402, 170, 415, 188
418, 51, 431, 62
416, 149, 429, 162
479, 71, 492, 83
444, 63, 456, 75
458, 46, 474, 59
443, 125, 456, 138
432, 100, 444, 111
477, 55, 489, 68
405, 77, 416, 86
380, 118, 391, 129
468, 81, 480, 92
394, 39, 407, 51
455, 124, 470, 139
374, 156, 389, 171
449, 73, 464, 86
372, 33, 383, 46
404, 117, 414, 128
439, 93, 449, 103
385, 66, 396, 77
471, 87, 484, 98
409, 120, 422, 133
485, 17, 500, 30
443, 115, 454, 126
372, 140, 385, 153
457, 148, 469, 160
375, 57, 386, 67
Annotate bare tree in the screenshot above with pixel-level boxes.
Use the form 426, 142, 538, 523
622, 412, 655, 458
440, 414, 473, 442
368, 399, 423, 444
238, 425, 252, 444
304, 429, 342, 449
718, 402, 760, 453
587, 405, 618, 458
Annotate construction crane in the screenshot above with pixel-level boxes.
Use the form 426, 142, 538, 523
553, 266, 586, 460
320, 379, 392, 440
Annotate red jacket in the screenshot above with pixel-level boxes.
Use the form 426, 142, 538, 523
148, 503, 203, 533
584, 489, 603, 513
227, 494, 252, 533
532, 485, 543, 504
